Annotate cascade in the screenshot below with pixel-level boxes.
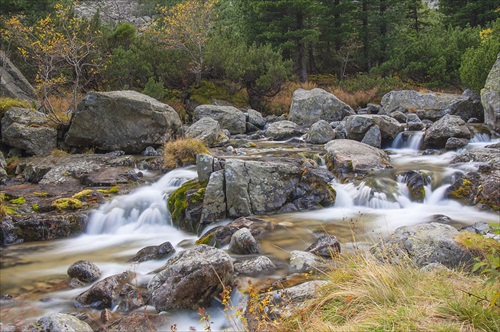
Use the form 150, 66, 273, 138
391, 131, 424, 150
86, 168, 197, 234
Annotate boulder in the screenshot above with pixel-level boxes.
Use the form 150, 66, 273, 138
225, 158, 335, 218
445, 137, 468, 150
196, 154, 214, 183
361, 125, 382, 148
67, 260, 101, 283
289, 88, 355, 126
234, 256, 276, 275
147, 245, 233, 311
185, 117, 229, 147
398, 170, 431, 203
344, 114, 404, 145
481, 52, 500, 131
423, 114, 471, 149
247, 109, 266, 129
76, 271, 134, 309
1, 108, 57, 156
305, 120, 335, 144
229, 227, 261, 255
264, 120, 304, 141
289, 250, 330, 273
65, 91, 181, 153
371, 222, 475, 268
200, 170, 226, 224
0, 151, 7, 178
381, 90, 483, 122
130, 241, 175, 263
306, 234, 341, 258
193, 105, 246, 134
406, 113, 425, 131
324, 139, 392, 177
167, 179, 206, 233
0, 51, 37, 101
33, 313, 92, 332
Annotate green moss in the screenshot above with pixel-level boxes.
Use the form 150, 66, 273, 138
32, 204, 39, 212
51, 198, 83, 210
455, 231, 500, 257
167, 179, 207, 229
72, 189, 94, 199
9, 197, 26, 205
33, 192, 49, 197
0, 97, 31, 114
196, 232, 216, 246
449, 179, 474, 199
97, 186, 119, 195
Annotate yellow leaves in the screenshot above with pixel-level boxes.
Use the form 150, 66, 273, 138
480, 28, 493, 42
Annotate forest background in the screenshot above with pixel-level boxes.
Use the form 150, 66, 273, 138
1, 0, 499, 123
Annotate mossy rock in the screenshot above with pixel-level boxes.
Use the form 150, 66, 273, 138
168, 179, 208, 233
72, 189, 94, 200
52, 198, 83, 211
97, 186, 119, 195
455, 231, 500, 257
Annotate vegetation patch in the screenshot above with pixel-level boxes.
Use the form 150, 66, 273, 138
9, 197, 26, 205
275, 253, 500, 332
51, 198, 83, 210
0, 97, 32, 115
163, 138, 210, 170
72, 189, 94, 200
97, 186, 119, 195
167, 179, 207, 231
455, 231, 500, 257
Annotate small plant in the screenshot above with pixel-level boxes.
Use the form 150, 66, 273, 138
163, 138, 210, 170
51, 198, 83, 210
72, 189, 94, 200
9, 197, 26, 205
97, 186, 119, 195
0, 97, 31, 115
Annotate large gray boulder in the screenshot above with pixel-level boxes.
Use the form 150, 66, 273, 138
423, 114, 471, 149
305, 120, 336, 144
148, 245, 233, 311
481, 52, 500, 132
65, 91, 181, 153
1, 108, 57, 156
247, 109, 266, 129
67, 260, 101, 283
185, 117, 229, 147
289, 88, 355, 126
324, 139, 392, 177
193, 105, 246, 134
75, 271, 135, 309
33, 313, 93, 332
225, 158, 336, 218
381, 90, 483, 122
344, 114, 403, 146
0, 51, 37, 101
371, 222, 474, 268
264, 120, 304, 141
200, 170, 227, 224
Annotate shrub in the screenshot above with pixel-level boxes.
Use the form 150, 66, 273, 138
163, 138, 210, 170
460, 19, 500, 93
142, 77, 166, 101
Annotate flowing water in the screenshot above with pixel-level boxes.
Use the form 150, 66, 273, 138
1, 134, 499, 330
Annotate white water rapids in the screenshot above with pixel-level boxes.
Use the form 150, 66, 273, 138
1, 134, 499, 330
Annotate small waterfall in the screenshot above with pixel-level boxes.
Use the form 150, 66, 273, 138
86, 169, 197, 234
391, 131, 424, 150
469, 133, 490, 143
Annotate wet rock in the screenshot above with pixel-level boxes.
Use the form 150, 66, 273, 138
391, 111, 407, 123
167, 179, 207, 233
130, 241, 175, 263
423, 114, 471, 149
32, 313, 93, 332
427, 214, 453, 224
264, 120, 305, 141
460, 221, 491, 235
1, 108, 57, 156
445, 137, 468, 150
186, 117, 229, 147
197, 217, 275, 247
289, 88, 355, 126
0, 151, 7, 179
196, 154, 214, 183
229, 228, 260, 254
451, 147, 500, 170
305, 120, 336, 144
445, 172, 481, 206
324, 139, 392, 178
481, 52, 500, 131
234, 256, 276, 275
193, 105, 246, 135
371, 222, 475, 268
148, 245, 234, 311
76, 271, 134, 310
406, 113, 425, 131
142, 146, 158, 156
65, 90, 181, 153
306, 234, 341, 258
67, 260, 102, 283
475, 170, 500, 211
398, 170, 431, 203
115, 283, 151, 313
0, 216, 21, 245
289, 250, 329, 273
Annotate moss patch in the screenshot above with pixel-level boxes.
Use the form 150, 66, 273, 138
72, 189, 94, 199
9, 197, 26, 205
51, 198, 83, 211
455, 231, 500, 257
448, 178, 474, 199
167, 179, 207, 232
97, 186, 119, 195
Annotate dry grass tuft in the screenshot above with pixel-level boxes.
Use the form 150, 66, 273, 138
329, 87, 379, 109
163, 138, 210, 170
274, 253, 500, 332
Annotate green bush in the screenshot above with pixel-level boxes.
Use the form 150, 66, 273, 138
460, 19, 500, 93
189, 80, 247, 107
142, 77, 166, 101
